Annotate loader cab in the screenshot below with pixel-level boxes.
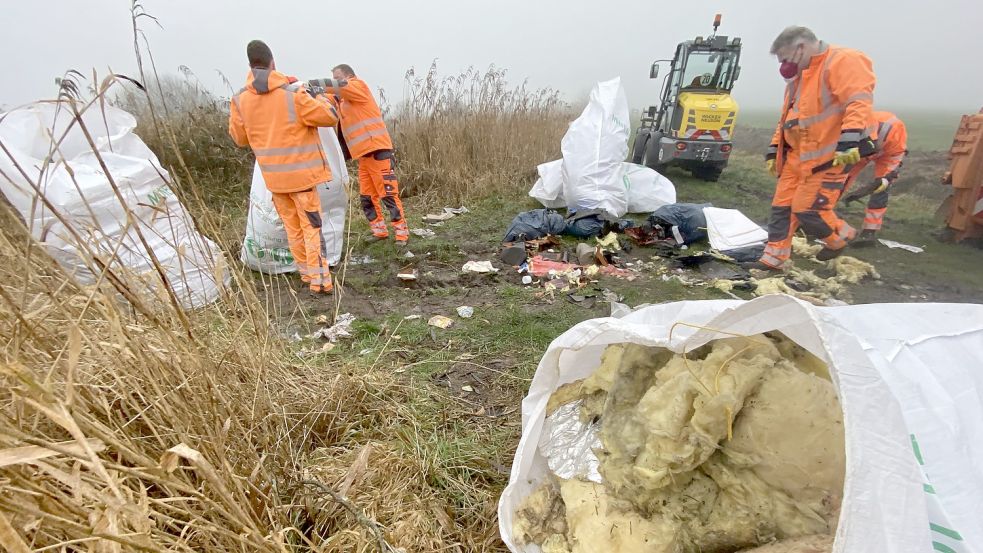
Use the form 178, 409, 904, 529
633, 18, 743, 182
654, 38, 741, 133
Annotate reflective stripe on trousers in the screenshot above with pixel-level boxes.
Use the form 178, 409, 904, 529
760, 244, 791, 269
863, 208, 886, 230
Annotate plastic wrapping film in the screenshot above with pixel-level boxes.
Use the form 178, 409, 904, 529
538, 401, 602, 483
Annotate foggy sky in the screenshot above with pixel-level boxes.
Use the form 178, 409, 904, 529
3, 0, 981, 114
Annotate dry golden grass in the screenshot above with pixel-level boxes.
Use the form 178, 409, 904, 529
389, 62, 570, 205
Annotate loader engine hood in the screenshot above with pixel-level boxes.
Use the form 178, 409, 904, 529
677, 92, 738, 140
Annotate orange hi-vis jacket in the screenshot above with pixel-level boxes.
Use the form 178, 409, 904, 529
229, 69, 339, 193
313, 76, 393, 159
867, 111, 907, 179
767, 44, 876, 176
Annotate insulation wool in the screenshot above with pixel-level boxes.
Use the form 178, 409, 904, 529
514, 336, 845, 553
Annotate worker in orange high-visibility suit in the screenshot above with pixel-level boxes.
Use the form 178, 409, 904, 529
229, 40, 339, 294
840, 111, 908, 246
757, 26, 877, 270
312, 64, 408, 246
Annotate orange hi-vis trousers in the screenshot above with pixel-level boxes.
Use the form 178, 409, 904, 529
270, 188, 332, 293
358, 150, 408, 242
761, 160, 857, 269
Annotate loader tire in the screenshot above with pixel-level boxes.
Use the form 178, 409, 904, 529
630, 130, 649, 164
642, 132, 666, 173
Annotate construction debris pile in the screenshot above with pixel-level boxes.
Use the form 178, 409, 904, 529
513, 334, 845, 553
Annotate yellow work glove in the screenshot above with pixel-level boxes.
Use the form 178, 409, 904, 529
831, 147, 861, 167
766, 159, 777, 177
872, 177, 890, 194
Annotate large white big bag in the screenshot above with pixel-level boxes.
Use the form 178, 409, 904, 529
530, 160, 676, 215
528, 159, 565, 210
0, 103, 227, 309
241, 127, 349, 272
499, 295, 983, 553
560, 77, 630, 218
621, 162, 676, 213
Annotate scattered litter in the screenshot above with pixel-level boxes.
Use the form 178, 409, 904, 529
403, 251, 416, 258
595, 232, 621, 250
423, 206, 470, 225
310, 313, 356, 342
358, 348, 373, 356
321, 342, 336, 352
504, 209, 566, 242
403, 314, 422, 321
462, 260, 499, 274
599, 289, 622, 303
878, 239, 924, 253
348, 255, 376, 265
461, 385, 476, 393
704, 207, 767, 250
751, 255, 878, 305
564, 209, 616, 238
792, 236, 823, 258
712, 279, 736, 293
411, 228, 436, 238
718, 243, 765, 263
649, 203, 712, 245
428, 315, 454, 329
501, 242, 528, 266
577, 242, 597, 266
457, 306, 475, 319
829, 256, 880, 284
528, 256, 578, 278
397, 267, 418, 281
522, 275, 533, 285
625, 226, 672, 247
424, 212, 456, 223
315, 314, 329, 325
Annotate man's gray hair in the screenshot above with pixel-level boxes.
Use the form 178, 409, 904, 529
770, 26, 819, 55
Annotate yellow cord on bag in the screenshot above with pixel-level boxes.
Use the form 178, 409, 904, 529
668, 322, 771, 441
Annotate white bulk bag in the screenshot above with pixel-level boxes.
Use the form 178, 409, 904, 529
0, 103, 227, 309
528, 159, 565, 209
621, 162, 676, 213
499, 296, 983, 553
559, 78, 631, 218
240, 127, 349, 272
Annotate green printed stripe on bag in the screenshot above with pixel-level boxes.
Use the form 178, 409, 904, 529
931, 524, 963, 541
933, 542, 957, 553
911, 434, 925, 465
924, 484, 936, 494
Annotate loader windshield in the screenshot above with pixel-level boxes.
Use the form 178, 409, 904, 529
680, 49, 738, 91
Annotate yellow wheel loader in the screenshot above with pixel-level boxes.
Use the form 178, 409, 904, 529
631, 14, 742, 181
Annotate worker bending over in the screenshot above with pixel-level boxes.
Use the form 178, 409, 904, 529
229, 40, 339, 294
313, 65, 409, 246
757, 26, 877, 270
841, 111, 908, 246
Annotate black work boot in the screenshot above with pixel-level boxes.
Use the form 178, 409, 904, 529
816, 246, 846, 261
851, 229, 878, 248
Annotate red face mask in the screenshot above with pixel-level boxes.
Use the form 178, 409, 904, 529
779, 61, 799, 79
779, 44, 804, 79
